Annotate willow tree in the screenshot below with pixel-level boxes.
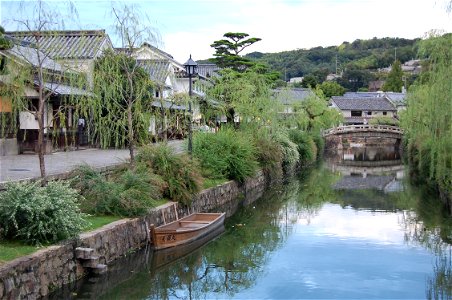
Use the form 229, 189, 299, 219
206, 68, 279, 126
2, 0, 81, 180
401, 32, 452, 208
90, 49, 152, 162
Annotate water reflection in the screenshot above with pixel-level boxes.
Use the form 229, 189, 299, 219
326, 146, 404, 193
49, 147, 452, 299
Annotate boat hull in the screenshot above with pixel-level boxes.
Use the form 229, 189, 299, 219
151, 212, 226, 250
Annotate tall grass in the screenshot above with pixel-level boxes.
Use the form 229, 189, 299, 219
136, 144, 203, 205
192, 127, 258, 182
289, 130, 318, 166
70, 165, 163, 216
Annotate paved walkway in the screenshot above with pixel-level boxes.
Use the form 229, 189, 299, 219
0, 140, 185, 184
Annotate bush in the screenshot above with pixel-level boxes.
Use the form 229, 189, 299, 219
136, 144, 203, 205
192, 127, 258, 182
0, 181, 87, 245
289, 130, 318, 166
71, 165, 163, 216
273, 130, 299, 175
369, 116, 400, 126
252, 131, 283, 181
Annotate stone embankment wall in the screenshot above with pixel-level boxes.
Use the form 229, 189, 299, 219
0, 171, 265, 299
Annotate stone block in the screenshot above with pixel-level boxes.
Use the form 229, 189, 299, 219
91, 264, 107, 275
75, 247, 94, 259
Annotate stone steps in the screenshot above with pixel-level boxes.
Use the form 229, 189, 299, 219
75, 247, 108, 275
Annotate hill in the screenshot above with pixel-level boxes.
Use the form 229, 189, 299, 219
245, 37, 420, 81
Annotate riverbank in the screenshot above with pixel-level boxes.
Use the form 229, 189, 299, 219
0, 170, 266, 299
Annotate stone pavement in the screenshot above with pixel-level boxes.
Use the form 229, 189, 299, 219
0, 140, 185, 185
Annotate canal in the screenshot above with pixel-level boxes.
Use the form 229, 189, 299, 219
50, 146, 452, 299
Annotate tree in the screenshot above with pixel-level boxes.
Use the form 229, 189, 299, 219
2, 0, 81, 180
301, 74, 317, 88
207, 69, 278, 125
81, 3, 159, 163
210, 32, 261, 71
318, 81, 346, 99
382, 60, 404, 92
90, 50, 151, 162
401, 33, 452, 209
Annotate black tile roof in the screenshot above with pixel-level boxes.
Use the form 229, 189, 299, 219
273, 88, 314, 104
6, 30, 112, 59
138, 59, 171, 86
332, 96, 396, 111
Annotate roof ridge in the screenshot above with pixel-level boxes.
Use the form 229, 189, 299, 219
6, 30, 107, 37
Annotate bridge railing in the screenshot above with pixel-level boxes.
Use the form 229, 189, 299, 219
323, 125, 404, 136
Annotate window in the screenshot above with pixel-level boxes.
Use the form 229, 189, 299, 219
351, 111, 362, 117
155, 90, 159, 98
383, 111, 387, 116
367, 111, 372, 116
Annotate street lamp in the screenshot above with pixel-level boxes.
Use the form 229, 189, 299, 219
183, 54, 198, 155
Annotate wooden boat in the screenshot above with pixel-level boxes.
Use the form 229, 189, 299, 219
150, 212, 226, 250
151, 225, 225, 270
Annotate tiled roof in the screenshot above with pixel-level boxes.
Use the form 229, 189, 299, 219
343, 92, 386, 98
138, 59, 171, 86
332, 96, 396, 111
6, 30, 112, 59
3, 44, 64, 72
197, 64, 221, 78
384, 92, 406, 106
273, 88, 314, 104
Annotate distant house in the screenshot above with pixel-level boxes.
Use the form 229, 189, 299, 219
6, 30, 113, 87
343, 91, 407, 112
330, 95, 397, 125
273, 87, 315, 114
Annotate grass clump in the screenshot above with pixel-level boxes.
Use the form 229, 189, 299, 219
136, 144, 203, 205
0, 181, 88, 245
192, 127, 258, 182
71, 165, 163, 217
289, 130, 318, 166
273, 130, 300, 176
0, 241, 40, 264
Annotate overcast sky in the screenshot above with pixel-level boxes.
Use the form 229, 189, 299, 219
1, 0, 451, 62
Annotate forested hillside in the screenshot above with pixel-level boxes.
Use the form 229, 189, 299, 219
246, 37, 420, 81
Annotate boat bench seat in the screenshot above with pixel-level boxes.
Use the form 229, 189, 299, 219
179, 220, 210, 224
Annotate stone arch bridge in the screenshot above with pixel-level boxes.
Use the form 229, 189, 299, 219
323, 125, 404, 148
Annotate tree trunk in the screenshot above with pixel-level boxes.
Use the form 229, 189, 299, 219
37, 92, 46, 182
127, 103, 134, 163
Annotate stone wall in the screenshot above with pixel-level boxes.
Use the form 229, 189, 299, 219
0, 170, 266, 299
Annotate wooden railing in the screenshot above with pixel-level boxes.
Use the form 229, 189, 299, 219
323, 125, 404, 137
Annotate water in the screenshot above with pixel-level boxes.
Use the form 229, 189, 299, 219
51, 147, 452, 299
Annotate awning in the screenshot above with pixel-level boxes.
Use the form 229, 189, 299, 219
39, 81, 91, 96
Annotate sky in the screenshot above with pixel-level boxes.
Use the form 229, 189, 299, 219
1, 0, 451, 63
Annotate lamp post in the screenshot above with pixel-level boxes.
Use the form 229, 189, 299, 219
183, 54, 198, 155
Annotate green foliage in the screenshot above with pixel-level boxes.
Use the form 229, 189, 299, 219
71, 165, 162, 216
401, 33, 452, 201
318, 81, 346, 98
192, 128, 258, 182
301, 74, 318, 88
0, 181, 87, 245
85, 49, 152, 151
136, 144, 203, 205
247, 37, 419, 83
0, 26, 12, 50
382, 60, 404, 92
272, 129, 299, 175
369, 116, 400, 126
289, 130, 318, 166
0, 241, 40, 264
210, 32, 262, 71
207, 69, 279, 125
251, 128, 284, 181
